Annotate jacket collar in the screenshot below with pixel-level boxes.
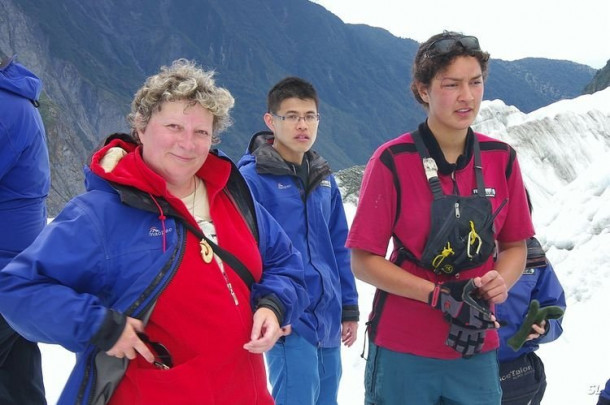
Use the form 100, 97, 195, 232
246, 131, 331, 177
89, 134, 233, 229
418, 121, 474, 175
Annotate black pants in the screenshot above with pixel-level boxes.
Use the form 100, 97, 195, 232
499, 352, 546, 405
0, 315, 46, 405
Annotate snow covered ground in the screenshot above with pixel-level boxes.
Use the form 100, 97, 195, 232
41, 88, 610, 404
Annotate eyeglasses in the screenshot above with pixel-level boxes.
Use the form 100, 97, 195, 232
137, 333, 173, 370
271, 112, 320, 124
427, 36, 481, 55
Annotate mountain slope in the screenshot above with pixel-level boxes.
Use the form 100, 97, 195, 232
0, 0, 596, 214
584, 59, 610, 94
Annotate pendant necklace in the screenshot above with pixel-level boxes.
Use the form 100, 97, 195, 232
192, 177, 214, 264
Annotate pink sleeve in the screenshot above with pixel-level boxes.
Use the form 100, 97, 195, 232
346, 152, 396, 256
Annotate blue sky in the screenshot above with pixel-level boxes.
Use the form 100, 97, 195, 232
311, 0, 609, 69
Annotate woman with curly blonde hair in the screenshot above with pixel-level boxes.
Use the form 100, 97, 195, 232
0, 59, 308, 405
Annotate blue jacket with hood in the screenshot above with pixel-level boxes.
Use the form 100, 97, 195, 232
0, 135, 308, 404
496, 237, 566, 362
0, 56, 50, 269
237, 131, 359, 348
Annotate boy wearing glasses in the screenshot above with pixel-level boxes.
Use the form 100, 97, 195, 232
238, 77, 359, 405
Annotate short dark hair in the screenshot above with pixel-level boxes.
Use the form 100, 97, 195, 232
410, 31, 490, 107
267, 76, 318, 113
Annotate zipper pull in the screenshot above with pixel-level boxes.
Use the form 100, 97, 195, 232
455, 202, 461, 218
227, 282, 239, 305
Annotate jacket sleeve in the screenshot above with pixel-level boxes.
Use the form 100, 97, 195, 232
329, 176, 359, 321
0, 97, 29, 180
250, 201, 309, 327
532, 261, 566, 344
0, 198, 113, 352
0, 120, 21, 180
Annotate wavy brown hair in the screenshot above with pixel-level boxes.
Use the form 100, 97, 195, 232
410, 31, 490, 108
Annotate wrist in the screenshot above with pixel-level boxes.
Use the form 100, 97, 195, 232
256, 295, 285, 325
428, 283, 442, 307
89, 309, 127, 351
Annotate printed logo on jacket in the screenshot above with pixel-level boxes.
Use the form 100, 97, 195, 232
149, 226, 174, 237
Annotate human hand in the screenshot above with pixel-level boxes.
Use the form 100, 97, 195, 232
105, 317, 154, 364
507, 300, 564, 351
341, 321, 358, 347
473, 270, 508, 304
526, 320, 547, 341
243, 307, 283, 354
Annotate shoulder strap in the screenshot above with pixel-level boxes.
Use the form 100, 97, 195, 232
411, 130, 443, 198
110, 182, 257, 290
472, 134, 486, 197
214, 149, 259, 244
179, 220, 255, 289
411, 129, 487, 198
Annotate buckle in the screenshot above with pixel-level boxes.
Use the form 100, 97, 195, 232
422, 158, 438, 181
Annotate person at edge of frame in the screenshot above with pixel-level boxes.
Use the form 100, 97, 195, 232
0, 55, 50, 405
496, 190, 566, 405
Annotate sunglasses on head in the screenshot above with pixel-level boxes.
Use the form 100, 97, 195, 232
137, 333, 173, 370
427, 35, 481, 55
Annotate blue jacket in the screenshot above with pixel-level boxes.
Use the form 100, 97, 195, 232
600, 379, 610, 402
496, 237, 566, 362
0, 56, 50, 269
238, 131, 359, 348
0, 140, 308, 405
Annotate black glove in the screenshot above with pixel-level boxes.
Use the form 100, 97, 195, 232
428, 279, 495, 328
429, 279, 496, 357
445, 321, 487, 358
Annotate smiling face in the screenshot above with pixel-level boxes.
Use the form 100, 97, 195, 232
264, 97, 318, 164
137, 100, 214, 197
416, 55, 484, 139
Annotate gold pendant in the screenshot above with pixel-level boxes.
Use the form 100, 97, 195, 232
200, 239, 214, 263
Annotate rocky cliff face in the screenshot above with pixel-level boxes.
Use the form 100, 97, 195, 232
1, 0, 130, 215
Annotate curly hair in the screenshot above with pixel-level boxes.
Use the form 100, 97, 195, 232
127, 59, 234, 144
410, 31, 490, 108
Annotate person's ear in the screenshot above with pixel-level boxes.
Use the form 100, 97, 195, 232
416, 82, 430, 103
263, 113, 275, 132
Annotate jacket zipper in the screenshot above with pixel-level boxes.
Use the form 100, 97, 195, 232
80, 225, 187, 405
298, 176, 325, 341
218, 261, 239, 305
